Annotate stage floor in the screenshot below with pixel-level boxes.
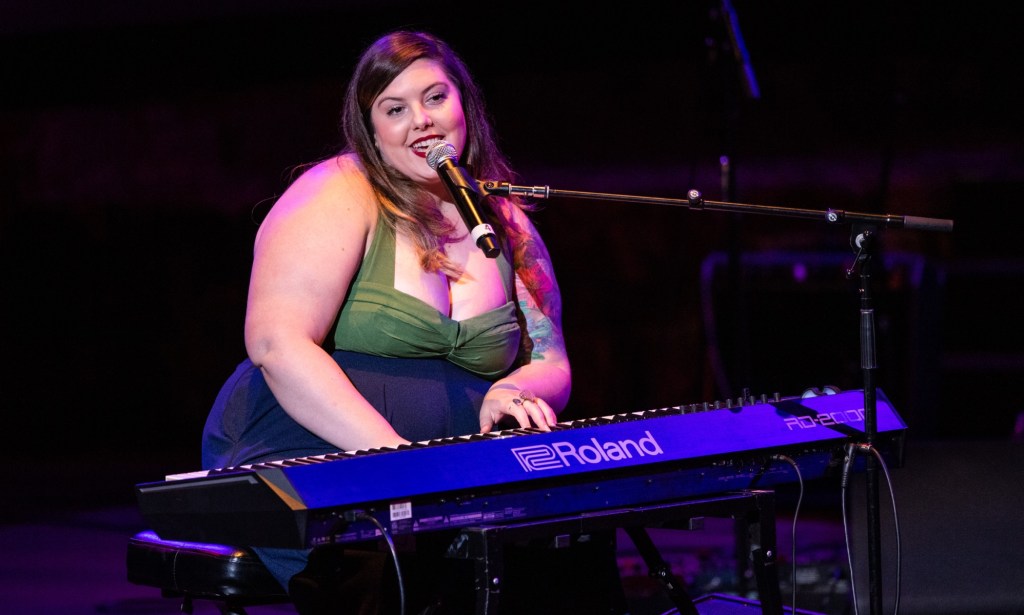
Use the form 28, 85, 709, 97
0, 500, 850, 615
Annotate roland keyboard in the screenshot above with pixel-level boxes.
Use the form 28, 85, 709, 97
135, 387, 906, 548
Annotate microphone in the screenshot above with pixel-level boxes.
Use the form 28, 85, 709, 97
425, 141, 500, 258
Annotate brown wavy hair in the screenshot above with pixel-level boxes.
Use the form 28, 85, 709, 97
340, 30, 531, 277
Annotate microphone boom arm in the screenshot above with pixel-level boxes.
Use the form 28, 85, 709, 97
479, 181, 953, 233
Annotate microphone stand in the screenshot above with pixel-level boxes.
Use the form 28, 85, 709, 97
482, 182, 953, 613
848, 226, 885, 615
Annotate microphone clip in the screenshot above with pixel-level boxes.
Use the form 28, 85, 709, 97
479, 181, 551, 200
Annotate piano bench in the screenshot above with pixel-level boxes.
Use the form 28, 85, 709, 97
126, 529, 291, 615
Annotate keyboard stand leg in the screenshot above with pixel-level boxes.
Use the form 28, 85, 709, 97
735, 515, 752, 595
623, 526, 699, 615
446, 529, 503, 615
741, 491, 784, 615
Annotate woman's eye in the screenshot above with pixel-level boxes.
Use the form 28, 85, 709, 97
426, 91, 448, 106
386, 105, 405, 117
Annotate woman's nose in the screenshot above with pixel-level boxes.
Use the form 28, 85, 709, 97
412, 105, 434, 130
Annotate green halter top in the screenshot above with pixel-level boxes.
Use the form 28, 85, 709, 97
331, 219, 522, 379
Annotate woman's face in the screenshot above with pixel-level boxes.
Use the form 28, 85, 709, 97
370, 58, 467, 186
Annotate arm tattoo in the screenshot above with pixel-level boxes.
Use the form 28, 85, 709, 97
515, 232, 565, 362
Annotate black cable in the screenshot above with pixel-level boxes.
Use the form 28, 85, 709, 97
869, 446, 901, 615
841, 472, 859, 615
841, 444, 901, 615
840, 443, 861, 615
772, 454, 804, 615
352, 511, 406, 615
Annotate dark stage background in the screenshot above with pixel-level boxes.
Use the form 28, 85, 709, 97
3, 0, 1022, 527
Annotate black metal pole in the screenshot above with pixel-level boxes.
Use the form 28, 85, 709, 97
851, 228, 884, 614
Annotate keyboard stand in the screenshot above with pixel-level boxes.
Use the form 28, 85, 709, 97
446, 489, 783, 615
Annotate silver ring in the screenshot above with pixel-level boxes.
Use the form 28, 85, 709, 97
511, 398, 524, 406
518, 390, 537, 402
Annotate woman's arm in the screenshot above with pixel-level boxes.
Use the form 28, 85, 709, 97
244, 156, 409, 451
479, 206, 572, 432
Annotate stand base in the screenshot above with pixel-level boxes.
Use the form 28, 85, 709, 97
687, 593, 826, 615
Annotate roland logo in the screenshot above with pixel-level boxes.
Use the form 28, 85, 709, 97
511, 430, 664, 472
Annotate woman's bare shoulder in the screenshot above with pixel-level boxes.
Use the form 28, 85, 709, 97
291, 154, 373, 200
269, 154, 376, 220
256, 154, 378, 247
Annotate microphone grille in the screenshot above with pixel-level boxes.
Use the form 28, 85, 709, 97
425, 141, 457, 170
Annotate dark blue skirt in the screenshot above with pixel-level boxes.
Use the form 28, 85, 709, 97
202, 350, 490, 469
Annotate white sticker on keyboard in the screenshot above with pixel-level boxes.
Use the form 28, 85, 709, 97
390, 501, 412, 521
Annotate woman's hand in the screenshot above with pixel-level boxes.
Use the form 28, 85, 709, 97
479, 386, 558, 433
